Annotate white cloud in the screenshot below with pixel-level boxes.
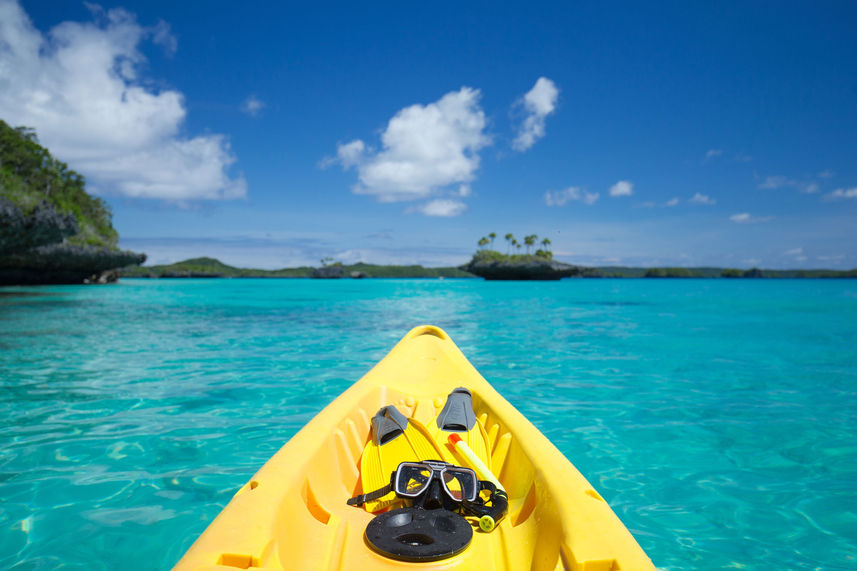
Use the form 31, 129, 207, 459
241, 95, 265, 117
826, 187, 857, 200
335, 139, 366, 168
458, 184, 472, 197
0, 1, 245, 201
785, 248, 808, 262
609, 180, 633, 197
689, 192, 716, 205
758, 176, 789, 189
665, 197, 679, 207
704, 149, 723, 161
150, 19, 177, 55
334, 87, 490, 205
758, 175, 819, 194
818, 170, 834, 179
411, 199, 467, 217
730, 212, 772, 224
512, 77, 559, 151
544, 187, 599, 206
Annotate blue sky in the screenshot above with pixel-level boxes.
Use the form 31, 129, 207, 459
2, 1, 856, 269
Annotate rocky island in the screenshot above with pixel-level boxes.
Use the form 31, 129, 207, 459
0, 121, 145, 285
460, 233, 582, 280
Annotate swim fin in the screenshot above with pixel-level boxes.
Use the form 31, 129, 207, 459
429, 387, 493, 473
358, 405, 446, 512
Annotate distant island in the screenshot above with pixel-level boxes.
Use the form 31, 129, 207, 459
459, 234, 856, 280
121, 234, 857, 282
120, 257, 473, 279
460, 232, 582, 280
0, 121, 145, 285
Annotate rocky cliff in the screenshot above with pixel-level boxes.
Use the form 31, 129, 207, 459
0, 121, 145, 285
461, 258, 581, 280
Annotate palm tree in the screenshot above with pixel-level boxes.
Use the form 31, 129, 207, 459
541, 237, 551, 252
488, 232, 496, 249
504, 233, 514, 254
524, 234, 537, 255
513, 239, 522, 254
477, 236, 490, 249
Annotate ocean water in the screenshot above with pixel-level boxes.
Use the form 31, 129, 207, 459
1, 278, 856, 570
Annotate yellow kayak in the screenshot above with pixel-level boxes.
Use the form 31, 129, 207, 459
174, 325, 655, 570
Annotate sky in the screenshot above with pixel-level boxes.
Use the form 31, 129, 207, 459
1, 0, 856, 269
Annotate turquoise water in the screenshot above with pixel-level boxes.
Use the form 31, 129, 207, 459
1, 278, 856, 570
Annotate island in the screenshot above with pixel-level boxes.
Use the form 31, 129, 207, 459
0, 121, 145, 285
459, 233, 582, 280
120, 258, 474, 279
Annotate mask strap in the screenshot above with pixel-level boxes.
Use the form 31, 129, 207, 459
347, 473, 395, 507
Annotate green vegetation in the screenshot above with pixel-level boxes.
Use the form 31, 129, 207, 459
122, 257, 474, 278
476, 232, 553, 261
0, 120, 118, 249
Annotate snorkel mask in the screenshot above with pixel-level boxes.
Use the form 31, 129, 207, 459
348, 460, 508, 529
396, 460, 479, 511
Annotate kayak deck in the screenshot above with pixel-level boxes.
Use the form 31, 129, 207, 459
175, 325, 654, 570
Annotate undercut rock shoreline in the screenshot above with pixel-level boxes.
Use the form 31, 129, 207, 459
0, 198, 145, 285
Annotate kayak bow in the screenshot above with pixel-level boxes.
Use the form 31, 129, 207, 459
174, 325, 655, 570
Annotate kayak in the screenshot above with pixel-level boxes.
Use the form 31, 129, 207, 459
174, 325, 655, 570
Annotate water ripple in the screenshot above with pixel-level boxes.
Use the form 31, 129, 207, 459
1, 278, 856, 569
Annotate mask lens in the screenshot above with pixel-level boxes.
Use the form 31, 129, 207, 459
443, 468, 477, 502
397, 465, 432, 497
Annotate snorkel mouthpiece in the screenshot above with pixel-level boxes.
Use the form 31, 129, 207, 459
412, 472, 460, 511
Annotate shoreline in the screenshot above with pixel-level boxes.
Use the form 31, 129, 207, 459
119, 257, 857, 280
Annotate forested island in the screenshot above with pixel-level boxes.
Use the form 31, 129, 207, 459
121, 257, 473, 279
0, 121, 145, 284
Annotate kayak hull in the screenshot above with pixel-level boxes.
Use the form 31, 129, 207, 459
174, 325, 655, 570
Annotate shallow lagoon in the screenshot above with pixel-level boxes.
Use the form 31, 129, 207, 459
1, 278, 855, 569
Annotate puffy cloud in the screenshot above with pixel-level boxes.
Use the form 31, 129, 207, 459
512, 77, 559, 151
609, 180, 633, 197
544, 187, 599, 206
730, 212, 772, 224
689, 192, 716, 205
665, 197, 679, 207
826, 187, 857, 200
241, 95, 265, 117
411, 199, 467, 217
0, 1, 245, 201
334, 87, 490, 204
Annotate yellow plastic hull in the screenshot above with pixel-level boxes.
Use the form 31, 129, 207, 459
175, 325, 655, 570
